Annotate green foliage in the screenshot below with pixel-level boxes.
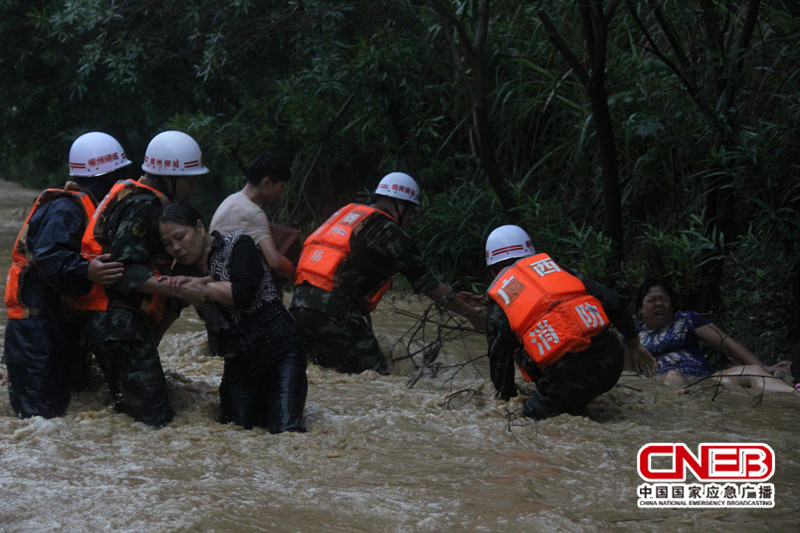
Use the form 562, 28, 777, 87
409, 177, 503, 291
1, 0, 799, 370
556, 223, 619, 286
629, 215, 727, 305
722, 171, 800, 355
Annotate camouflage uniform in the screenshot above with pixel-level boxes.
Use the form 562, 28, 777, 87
486, 267, 635, 420
290, 213, 439, 374
86, 191, 175, 427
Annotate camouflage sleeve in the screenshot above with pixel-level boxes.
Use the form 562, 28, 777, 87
486, 301, 519, 400
105, 193, 164, 294
363, 218, 440, 293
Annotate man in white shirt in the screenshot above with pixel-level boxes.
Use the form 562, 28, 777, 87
210, 151, 295, 283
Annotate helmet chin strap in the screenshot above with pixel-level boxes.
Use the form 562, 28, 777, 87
166, 176, 177, 199
142, 174, 171, 197
391, 198, 409, 226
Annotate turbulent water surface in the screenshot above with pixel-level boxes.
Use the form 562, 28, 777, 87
0, 179, 798, 532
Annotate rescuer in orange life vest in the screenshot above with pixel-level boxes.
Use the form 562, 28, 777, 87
483, 225, 655, 419
3, 132, 128, 418
82, 130, 210, 428
290, 172, 486, 374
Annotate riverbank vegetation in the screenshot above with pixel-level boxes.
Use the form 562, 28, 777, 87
2, 1, 798, 372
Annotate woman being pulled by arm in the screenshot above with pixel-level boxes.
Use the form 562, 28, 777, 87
158, 201, 307, 433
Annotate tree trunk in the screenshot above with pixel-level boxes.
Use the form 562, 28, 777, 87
539, 1, 625, 268
588, 75, 624, 265
430, 0, 518, 218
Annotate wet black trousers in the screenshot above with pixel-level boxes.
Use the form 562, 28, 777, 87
4, 316, 88, 419
220, 348, 308, 434
524, 329, 624, 420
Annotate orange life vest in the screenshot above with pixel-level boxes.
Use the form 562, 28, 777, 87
77, 179, 168, 322
295, 203, 396, 311
487, 253, 610, 370
4, 188, 96, 319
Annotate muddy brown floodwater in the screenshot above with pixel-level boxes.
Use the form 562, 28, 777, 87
0, 179, 798, 532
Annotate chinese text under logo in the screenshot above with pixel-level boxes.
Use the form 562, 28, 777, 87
636, 443, 775, 508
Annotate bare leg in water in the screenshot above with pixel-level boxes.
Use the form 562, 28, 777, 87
677, 364, 797, 394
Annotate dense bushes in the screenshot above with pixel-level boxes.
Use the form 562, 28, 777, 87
1, 1, 798, 369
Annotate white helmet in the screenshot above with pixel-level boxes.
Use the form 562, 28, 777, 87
141, 130, 209, 176
68, 132, 132, 177
485, 225, 536, 266
374, 172, 420, 205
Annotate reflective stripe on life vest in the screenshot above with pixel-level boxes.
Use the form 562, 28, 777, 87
294, 203, 395, 312
487, 253, 610, 369
4, 189, 95, 319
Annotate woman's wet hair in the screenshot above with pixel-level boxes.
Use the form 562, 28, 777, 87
636, 278, 676, 311
159, 201, 204, 228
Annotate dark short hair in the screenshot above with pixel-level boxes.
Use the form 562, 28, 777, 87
636, 278, 676, 311
159, 201, 204, 228
244, 151, 291, 185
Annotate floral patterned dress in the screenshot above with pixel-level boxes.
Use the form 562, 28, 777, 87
637, 310, 714, 377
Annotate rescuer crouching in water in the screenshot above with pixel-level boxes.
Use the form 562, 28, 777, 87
483, 225, 654, 419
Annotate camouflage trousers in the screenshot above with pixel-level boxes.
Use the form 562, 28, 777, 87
524, 329, 624, 420
91, 339, 174, 428
290, 305, 388, 375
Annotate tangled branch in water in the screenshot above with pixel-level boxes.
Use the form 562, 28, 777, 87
677, 372, 800, 406
614, 382, 645, 393
443, 388, 476, 409
504, 407, 535, 436
386, 298, 488, 390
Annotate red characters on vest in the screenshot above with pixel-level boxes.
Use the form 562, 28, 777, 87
488, 253, 610, 370
295, 203, 396, 311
